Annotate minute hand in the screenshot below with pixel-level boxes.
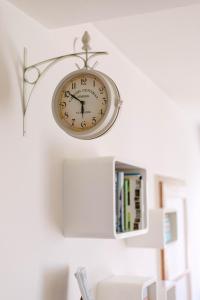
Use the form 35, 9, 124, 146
68, 91, 84, 104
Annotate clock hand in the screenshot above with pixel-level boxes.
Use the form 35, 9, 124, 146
81, 101, 85, 118
67, 91, 85, 118
67, 91, 83, 104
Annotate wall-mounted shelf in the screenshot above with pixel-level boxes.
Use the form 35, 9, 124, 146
158, 280, 176, 300
63, 156, 147, 239
96, 275, 157, 300
126, 209, 177, 248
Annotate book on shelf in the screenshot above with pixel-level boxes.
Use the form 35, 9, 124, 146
143, 287, 149, 300
116, 172, 124, 232
115, 172, 118, 232
124, 178, 132, 231
164, 214, 172, 244
125, 173, 144, 231
115, 171, 144, 233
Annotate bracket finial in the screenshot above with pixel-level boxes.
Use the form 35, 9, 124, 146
82, 31, 91, 52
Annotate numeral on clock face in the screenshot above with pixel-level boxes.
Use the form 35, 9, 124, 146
99, 87, 104, 94
64, 91, 70, 97
71, 118, 75, 126
59, 101, 66, 109
72, 82, 76, 89
81, 78, 87, 85
81, 121, 86, 128
92, 117, 97, 125
64, 112, 69, 119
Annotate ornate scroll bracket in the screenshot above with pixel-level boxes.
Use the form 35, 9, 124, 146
22, 31, 108, 135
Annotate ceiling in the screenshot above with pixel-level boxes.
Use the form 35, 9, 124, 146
95, 4, 200, 123
6, 0, 200, 124
6, 0, 200, 29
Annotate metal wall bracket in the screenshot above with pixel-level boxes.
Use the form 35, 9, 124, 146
22, 31, 108, 135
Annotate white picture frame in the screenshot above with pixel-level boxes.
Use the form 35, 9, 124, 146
157, 176, 192, 300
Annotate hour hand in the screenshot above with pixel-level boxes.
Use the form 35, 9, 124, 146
81, 101, 85, 118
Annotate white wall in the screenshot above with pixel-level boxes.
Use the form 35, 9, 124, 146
0, 1, 200, 299
95, 4, 200, 124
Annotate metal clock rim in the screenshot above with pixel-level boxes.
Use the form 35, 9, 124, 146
51, 69, 113, 138
51, 69, 122, 140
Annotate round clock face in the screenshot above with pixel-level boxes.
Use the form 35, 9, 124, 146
58, 73, 108, 131
52, 69, 121, 139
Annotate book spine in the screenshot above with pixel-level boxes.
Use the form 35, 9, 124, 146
115, 172, 118, 232
125, 174, 144, 231
134, 176, 143, 230
116, 172, 124, 232
140, 177, 145, 229
124, 178, 129, 231
124, 177, 133, 231
143, 287, 148, 300
164, 214, 172, 243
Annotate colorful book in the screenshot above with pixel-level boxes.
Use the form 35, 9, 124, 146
143, 287, 149, 300
115, 172, 118, 232
164, 214, 172, 243
124, 178, 131, 231
124, 177, 135, 231
125, 173, 144, 230
116, 172, 124, 232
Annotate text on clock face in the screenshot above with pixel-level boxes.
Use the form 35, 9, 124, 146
57, 73, 108, 131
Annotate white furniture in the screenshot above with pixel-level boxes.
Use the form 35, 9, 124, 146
96, 275, 157, 300
63, 156, 147, 238
158, 280, 176, 300
126, 209, 177, 248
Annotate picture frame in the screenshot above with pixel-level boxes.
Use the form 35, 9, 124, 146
157, 176, 192, 299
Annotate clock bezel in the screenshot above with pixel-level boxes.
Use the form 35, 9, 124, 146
52, 69, 121, 139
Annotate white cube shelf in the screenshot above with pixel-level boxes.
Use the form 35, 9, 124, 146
126, 209, 177, 248
63, 156, 147, 238
158, 281, 176, 300
96, 276, 157, 300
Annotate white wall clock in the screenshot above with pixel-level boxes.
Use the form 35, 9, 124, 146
23, 31, 122, 138
52, 68, 121, 139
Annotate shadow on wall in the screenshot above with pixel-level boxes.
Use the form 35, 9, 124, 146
42, 140, 99, 236
43, 267, 69, 300
0, 24, 12, 112
197, 125, 200, 153
0, 18, 24, 116
43, 145, 65, 235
